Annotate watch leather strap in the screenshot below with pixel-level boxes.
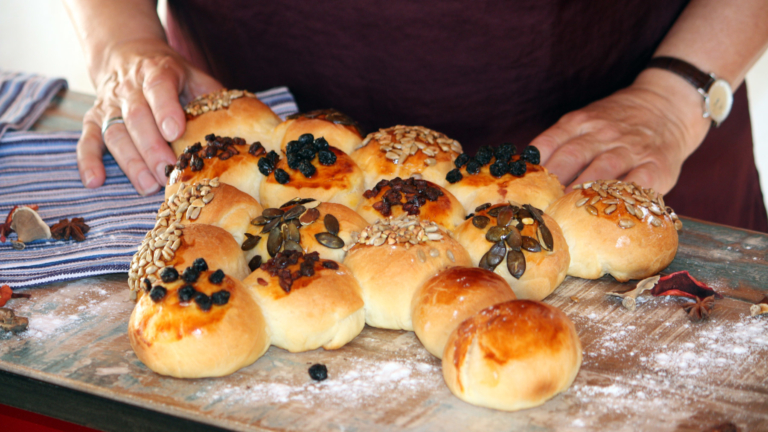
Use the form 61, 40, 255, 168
647, 56, 715, 93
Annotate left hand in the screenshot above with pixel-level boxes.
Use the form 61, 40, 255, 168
530, 69, 712, 194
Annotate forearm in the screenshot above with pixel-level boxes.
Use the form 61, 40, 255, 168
62, 0, 168, 85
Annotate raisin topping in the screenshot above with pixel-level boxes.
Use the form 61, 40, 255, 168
258, 157, 274, 176
192, 258, 208, 272
211, 290, 230, 306
509, 160, 527, 176
182, 266, 200, 283
322, 261, 339, 270
522, 145, 540, 165
178, 285, 197, 303
308, 364, 328, 381
465, 159, 482, 175
260, 251, 326, 294
195, 293, 212, 311
489, 161, 508, 178
454, 153, 470, 168
317, 150, 336, 166
149, 286, 167, 302
208, 269, 225, 284
274, 168, 290, 184
364, 177, 444, 217
160, 267, 179, 283
446, 169, 463, 184
313, 137, 330, 151
164, 164, 174, 177
143, 278, 152, 292
248, 141, 265, 156
475, 146, 494, 165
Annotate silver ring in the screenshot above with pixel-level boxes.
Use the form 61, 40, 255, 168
101, 116, 125, 136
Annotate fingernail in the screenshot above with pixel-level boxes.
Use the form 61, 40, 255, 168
83, 169, 97, 188
137, 170, 160, 195
161, 118, 179, 141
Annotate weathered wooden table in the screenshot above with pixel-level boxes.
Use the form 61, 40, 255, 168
1, 89, 767, 432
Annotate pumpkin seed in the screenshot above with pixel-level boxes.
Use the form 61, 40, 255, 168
267, 227, 283, 257
524, 204, 545, 225
262, 208, 285, 219
505, 226, 522, 251
487, 206, 503, 218
241, 234, 262, 251
521, 236, 541, 252
537, 224, 553, 251
280, 197, 316, 208
480, 242, 506, 271
316, 232, 344, 249
251, 216, 268, 226
496, 207, 514, 227
261, 217, 282, 234
324, 214, 340, 236
283, 239, 304, 252
474, 203, 492, 213
472, 215, 490, 229
507, 249, 526, 279
283, 205, 306, 221
248, 255, 263, 272
300, 208, 320, 225
486, 226, 508, 242
285, 222, 301, 243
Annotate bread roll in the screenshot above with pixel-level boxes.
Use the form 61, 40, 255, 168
546, 179, 680, 282
357, 177, 466, 231
442, 300, 582, 411
128, 223, 249, 299
351, 125, 462, 189
171, 89, 281, 155
163, 181, 262, 245
243, 251, 364, 352
342, 215, 472, 330
274, 109, 363, 155
411, 267, 516, 358
259, 146, 364, 209
445, 146, 563, 212
129, 265, 270, 378
242, 201, 368, 270
167, 135, 272, 202
453, 203, 569, 301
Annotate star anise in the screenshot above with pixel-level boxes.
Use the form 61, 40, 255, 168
684, 295, 715, 322
50, 218, 90, 242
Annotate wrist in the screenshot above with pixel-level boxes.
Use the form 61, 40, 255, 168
92, 38, 178, 89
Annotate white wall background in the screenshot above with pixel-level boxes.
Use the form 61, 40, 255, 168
1, 0, 767, 214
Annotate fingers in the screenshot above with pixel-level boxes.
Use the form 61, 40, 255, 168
120, 92, 177, 185
624, 162, 676, 195
102, 111, 162, 196
568, 147, 635, 191
542, 135, 606, 186
76, 109, 108, 189
529, 114, 584, 166
142, 58, 186, 142
185, 66, 224, 101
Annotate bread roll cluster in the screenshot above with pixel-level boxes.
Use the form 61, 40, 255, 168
127, 89, 681, 411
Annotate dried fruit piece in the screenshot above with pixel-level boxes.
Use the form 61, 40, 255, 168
650, 271, 723, 300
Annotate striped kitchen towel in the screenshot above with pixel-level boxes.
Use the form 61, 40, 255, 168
0, 87, 298, 288
0, 71, 68, 139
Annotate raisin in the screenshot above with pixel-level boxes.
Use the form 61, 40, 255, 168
308, 364, 328, 381
143, 278, 152, 292
182, 266, 200, 283
287, 154, 303, 170
164, 164, 174, 177
204, 133, 216, 142
454, 153, 470, 168
475, 146, 493, 165
466, 160, 482, 175
299, 146, 316, 161
446, 168, 463, 184
489, 161, 508, 178
317, 150, 336, 166
192, 258, 208, 272
178, 285, 197, 302
298, 133, 315, 146
258, 157, 274, 176
211, 290, 230, 306
185, 142, 202, 154
266, 150, 280, 165
208, 269, 225, 284
522, 145, 540, 165
149, 286, 167, 302
160, 267, 179, 283
195, 293, 212, 311
248, 142, 265, 156
313, 137, 329, 151
495, 143, 516, 162
298, 161, 316, 178
274, 168, 290, 184
286, 140, 300, 155
509, 160, 527, 176
322, 261, 339, 270
190, 155, 203, 172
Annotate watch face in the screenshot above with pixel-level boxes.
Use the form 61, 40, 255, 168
705, 79, 733, 125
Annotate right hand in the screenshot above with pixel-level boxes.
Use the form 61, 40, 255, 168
78, 39, 222, 195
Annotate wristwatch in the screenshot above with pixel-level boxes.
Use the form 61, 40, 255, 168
647, 56, 733, 126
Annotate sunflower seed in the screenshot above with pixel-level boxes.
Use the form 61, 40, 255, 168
426, 232, 443, 241
429, 248, 439, 257
324, 214, 340, 236
674, 219, 683, 230
158, 209, 171, 218
585, 205, 598, 216
650, 216, 662, 227
618, 218, 635, 229
417, 249, 426, 262
202, 193, 215, 204
507, 249, 526, 279
589, 195, 600, 205
575, 197, 589, 207
316, 232, 344, 249
604, 204, 617, 215
447, 250, 455, 262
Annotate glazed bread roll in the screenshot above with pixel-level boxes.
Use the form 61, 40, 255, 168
351, 125, 462, 189
442, 300, 582, 411
128, 223, 249, 299
546, 179, 681, 282
242, 200, 368, 271
163, 181, 262, 245
259, 145, 365, 209
171, 89, 281, 155
357, 177, 466, 231
243, 251, 365, 352
274, 109, 363, 155
342, 215, 472, 330
444, 145, 563, 212
453, 203, 569, 301
168, 134, 273, 202
129, 262, 270, 378
411, 267, 516, 358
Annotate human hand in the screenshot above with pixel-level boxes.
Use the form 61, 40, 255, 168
77, 39, 222, 194
530, 69, 712, 195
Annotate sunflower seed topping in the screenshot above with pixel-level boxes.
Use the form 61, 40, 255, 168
367, 125, 463, 167
572, 179, 678, 229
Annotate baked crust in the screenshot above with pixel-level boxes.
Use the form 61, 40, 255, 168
274, 110, 363, 155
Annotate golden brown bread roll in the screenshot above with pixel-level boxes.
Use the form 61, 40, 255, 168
453, 203, 569, 301
356, 177, 466, 231
342, 215, 472, 330
243, 251, 364, 352
411, 267, 516, 358
128, 223, 249, 299
171, 89, 281, 155
274, 109, 363, 155
162, 181, 262, 245
442, 300, 582, 411
445, 149, 563, 212
546, 179, 681, 282
129, 264, 270, 378
259, 146, 365, 209
351, 125, 462, 189
242, 200, 368, 272
167, 135, 272, 202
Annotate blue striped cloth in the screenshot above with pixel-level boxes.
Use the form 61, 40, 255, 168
0, 71, 67, 139
0, 86, 298, 288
